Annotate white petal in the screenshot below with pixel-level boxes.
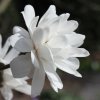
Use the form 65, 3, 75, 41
1, 37, 10, 58
68, 47, 90, 57
29, 16, 39, 34
48, 19, 78, 37
43, 17, 77, 40
32, 28, 43, 47
3, 48, 19, 65
10, 34, 21, 47
47, 35, 67, 48
39, 5, 57, 27
39, 45, 58, 71
32, 28, 49, 48
55, 59, 82, 77
3, 69, 14, 82
10, 34, 33, 52
3, 69, 25, 88
21, 5, 35, 28
47, 18, 60, 38
31, 68, 45, 97
67, 58, 80, 70
1, 86, 13, 100
50, 13, 70, 35
59, 13, 70, 21
55, 46, 90, 59
39, 46, 63, 89
6, 79, 24, 88
49, 13, 70, 36
38, 45, 56, 71
58, 20, 78, 35
50, 83, 58, 92
15, 84, 31, 95
50, 48, 61, 56
3, 68, 12, 76
31, 51, 35, 65
3, 69, 29, 88
10, 53, 33, 78
31, 50, 40, 68
50, 48, 63, 70
54, 57, 80, 70
66, 32, 85, 47
43, 61, 63, 89
38, 45, 54, 64
13, 26, 30, 38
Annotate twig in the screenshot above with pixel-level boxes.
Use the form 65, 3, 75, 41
0, 63, 10, 71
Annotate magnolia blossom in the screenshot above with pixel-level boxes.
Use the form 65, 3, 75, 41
10, 5, 90, 97
1, 68, 31, 100
0, 35, 31, 100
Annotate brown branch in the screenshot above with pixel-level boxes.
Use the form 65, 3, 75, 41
0, 63, 10, 71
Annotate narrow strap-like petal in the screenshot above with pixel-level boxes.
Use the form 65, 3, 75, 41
29, 16, 39, 34
3, 69, 25, 87
39, 5, 57, 27
47, 35, 68, 48
13, 26, 30, 38
3, 68, 31, 95
3, 48, 19, 65
21, 5, 35, 28
55, 59, 82, 77
1, 37, 10, 58
31, 67, 45, 97
65, 32, 85, 47
59, 20, 79, 34
59, 13, 70, 21
32, 28, 49, 49
31, 50, 39, 68
39, 46, 63, 90
1, 86, 13, 100
54, 46, 90, 59
15, 84, 31, 95
43, 61, 63, 90
10, 34, 33, 52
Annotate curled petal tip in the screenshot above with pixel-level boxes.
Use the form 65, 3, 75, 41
73, 21, 79, 28
50, 5, 56, 8
77, 73, 82, 78
13, 26, 20, 34
24, 4, 34, 10
65, 13, 70, 19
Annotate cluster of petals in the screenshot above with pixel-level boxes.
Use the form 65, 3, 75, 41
0, 34, 31, 100
10, 5, 90, 97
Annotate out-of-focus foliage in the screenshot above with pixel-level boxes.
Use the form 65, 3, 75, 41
0, 0, 11, 14
0, 1, 21, 40
40, 91, 83, 100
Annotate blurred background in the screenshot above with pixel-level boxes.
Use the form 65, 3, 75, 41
0, 0, 100, 100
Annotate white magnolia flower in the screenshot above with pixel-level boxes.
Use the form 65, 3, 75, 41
1, 68, 31, 100
10, 5, 90, 97
0, 34, 31, 100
